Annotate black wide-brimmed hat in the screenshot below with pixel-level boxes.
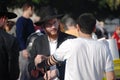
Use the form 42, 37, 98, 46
35, 6, 63, 26
0, 5, 17, 19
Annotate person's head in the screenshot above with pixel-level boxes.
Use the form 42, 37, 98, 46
77, 13, 96, 35
22, 2, 34, 17
61, 14, 76, 31
0, 5, 17, 28
4, 21, 15, 32
115, 25, 120, 35
96, 21, 104, 28
65, 17, 76, 29
35, 6, 63, 37
43, 18, 59, 37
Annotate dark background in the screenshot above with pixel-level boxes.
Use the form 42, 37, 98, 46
1, 0, 120, 20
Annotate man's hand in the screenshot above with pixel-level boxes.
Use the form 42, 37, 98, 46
22, 49, 29, 59
50, 69, 58, 80
106, 71, 115, 80
34, 54, 47, 66
44, 70, 51, 80
44, 69, 58, 80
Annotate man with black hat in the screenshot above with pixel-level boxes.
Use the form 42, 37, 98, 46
0, 5, 20, 80
34, 13, 115, 80
28, 6, 76, 80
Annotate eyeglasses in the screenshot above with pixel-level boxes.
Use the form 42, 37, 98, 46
44, 21, 58, 28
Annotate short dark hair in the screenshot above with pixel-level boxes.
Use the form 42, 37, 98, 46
22, 2, 34, 11
77, 13, 96, 34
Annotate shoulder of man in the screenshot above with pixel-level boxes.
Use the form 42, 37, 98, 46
59, 31, 76, 39
26, 31, 44, 46
1, 31, 20, 51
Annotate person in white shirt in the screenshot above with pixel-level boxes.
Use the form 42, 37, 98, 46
35, 13, 115, 80
28, 6, 76, 80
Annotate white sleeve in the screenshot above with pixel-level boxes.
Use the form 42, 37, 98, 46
104, 44, 114, 72
53, 39, 72, 61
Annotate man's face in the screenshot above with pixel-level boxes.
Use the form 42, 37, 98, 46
44, 18, 59, 36
28, 6, 34, 17
0, 16, 7, 28
116, 27, 120, 35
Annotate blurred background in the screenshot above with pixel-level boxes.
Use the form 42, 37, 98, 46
1, 1, 120, 79
2, 0, 120, 36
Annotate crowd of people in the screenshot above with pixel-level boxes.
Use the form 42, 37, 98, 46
0, 1, 120, 80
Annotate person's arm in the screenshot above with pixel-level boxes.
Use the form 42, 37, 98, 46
28, 39, 39, 78
28, 38, 48, 79
35, 54, 59, 80
106, 71, 115, 80
35, 39, 72, 70
16, 18, 26, 50
35, 55, 58, 71
104, 43, 115, 80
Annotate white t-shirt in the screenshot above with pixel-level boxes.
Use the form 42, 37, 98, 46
53, 37, 114, 80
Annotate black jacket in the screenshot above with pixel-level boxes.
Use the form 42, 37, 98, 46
28, 31, 76, 80
0, 29, 20, 80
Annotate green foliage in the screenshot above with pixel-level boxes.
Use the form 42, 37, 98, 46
3, 0, 120, 19
107, 0, 115, 10
32, 0, 41, 4
7, 0, 120, 11
101, 0, 120, 10
99, 0, 106, 8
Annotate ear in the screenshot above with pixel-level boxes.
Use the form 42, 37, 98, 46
93, 27, 96, 32
76, 24, 80, 32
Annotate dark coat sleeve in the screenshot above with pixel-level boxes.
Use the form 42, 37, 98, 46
28, 36, 47, 80
0, 30, 20, 80
28, 38, 40, 79
8, 38, 20, 80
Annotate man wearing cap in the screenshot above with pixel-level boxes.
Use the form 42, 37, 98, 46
0, 5, 20, 80
28, 6, 76, 80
